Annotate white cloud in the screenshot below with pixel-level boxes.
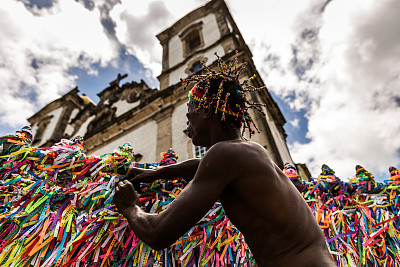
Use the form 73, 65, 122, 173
111, 1, 169, 77
110, 0, 208, 79
0, 0, 117, 129
0, 0, 398, 181
255, 0, 400, 180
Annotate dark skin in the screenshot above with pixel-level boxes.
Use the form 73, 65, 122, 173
114, 100, 336, 266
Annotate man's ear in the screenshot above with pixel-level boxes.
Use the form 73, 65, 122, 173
202, 106, 214, 119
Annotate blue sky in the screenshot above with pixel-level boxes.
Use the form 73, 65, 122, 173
1, 0, 399, 181
68, 48, 159, 103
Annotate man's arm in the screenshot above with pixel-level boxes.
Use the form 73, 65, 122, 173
114, 144, 234, 250
124, 158, 201, 183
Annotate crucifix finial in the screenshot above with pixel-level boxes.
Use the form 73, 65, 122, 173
109, 73, 128, 87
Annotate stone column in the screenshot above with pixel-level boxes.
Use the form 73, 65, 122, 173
158, 40, 170, 90
155, 106, 174, 159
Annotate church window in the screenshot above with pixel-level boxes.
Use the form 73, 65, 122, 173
185, 56, 207, 75
190, 61, 202, 73
194, 145, 208, 158
180, 22, 204, 58
32, 117, 51, 145
186, 30, 201, 52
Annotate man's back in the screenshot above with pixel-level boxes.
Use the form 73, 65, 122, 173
115, 140, 336, 267
206, 140, 335, 266
114, 55, 337, 266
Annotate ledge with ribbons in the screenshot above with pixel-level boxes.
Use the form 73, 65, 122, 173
0, 129, 399, 266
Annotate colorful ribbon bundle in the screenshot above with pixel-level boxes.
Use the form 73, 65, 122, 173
1, 127, 399, 266
0, 130, 253, 267
284, 164, 400, 266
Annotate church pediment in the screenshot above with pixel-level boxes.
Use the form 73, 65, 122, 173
85, 74, 157, 138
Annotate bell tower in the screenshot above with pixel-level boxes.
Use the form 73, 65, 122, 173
156, 0, 293, 167
26, 0, 297, 170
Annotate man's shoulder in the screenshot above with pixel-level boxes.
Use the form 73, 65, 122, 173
209, 140, 264, 151
206, 140, 267, 163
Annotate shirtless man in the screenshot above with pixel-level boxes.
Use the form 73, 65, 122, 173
114, 58, 335, 266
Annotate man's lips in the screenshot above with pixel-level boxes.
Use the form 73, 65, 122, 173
186, 122, 192, 138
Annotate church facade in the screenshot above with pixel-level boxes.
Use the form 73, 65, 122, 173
28, 0, 304, 174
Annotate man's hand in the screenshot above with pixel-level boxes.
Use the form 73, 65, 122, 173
109, 146, 230, 250
123, 167, 159, 191
122, 159, 201, 186
114, 180, 140, 217
124, 167, 158, 183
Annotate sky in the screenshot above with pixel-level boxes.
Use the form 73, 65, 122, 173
1, 0, 399, 181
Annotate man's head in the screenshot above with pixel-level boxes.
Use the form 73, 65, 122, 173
182, 51, 267, 140
188, 76, 244, 128
186, 77, 244, 147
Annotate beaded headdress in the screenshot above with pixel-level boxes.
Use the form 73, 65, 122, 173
181, 51, 267, 137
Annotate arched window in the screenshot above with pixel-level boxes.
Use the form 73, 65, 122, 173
185, 56, 207, 75
190, 61, 202, 73
180, 22, 204, 57
186, 30, 201, 51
